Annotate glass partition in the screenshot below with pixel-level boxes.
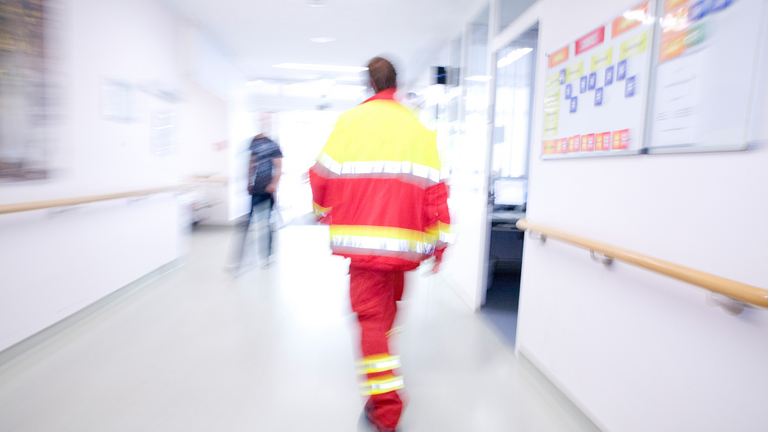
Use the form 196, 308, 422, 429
491, 25, 538, 179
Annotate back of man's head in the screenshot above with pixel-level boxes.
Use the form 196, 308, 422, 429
367, 57, 397, 94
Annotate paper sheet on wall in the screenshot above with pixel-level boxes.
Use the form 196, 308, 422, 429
648, 0, 766, 152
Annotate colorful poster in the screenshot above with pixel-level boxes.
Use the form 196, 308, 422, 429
540, 1, 653, 159
548, 46, 570, 68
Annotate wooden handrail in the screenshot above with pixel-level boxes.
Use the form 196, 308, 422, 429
516, 219, 768, 309
0, 185, 185, 215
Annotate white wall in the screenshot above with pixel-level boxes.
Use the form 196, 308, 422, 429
0, 0, 190, 352
518, 1, 768, 431
178, 79, 229, 224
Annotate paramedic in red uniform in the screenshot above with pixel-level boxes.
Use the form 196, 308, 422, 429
309, 57, 451, 432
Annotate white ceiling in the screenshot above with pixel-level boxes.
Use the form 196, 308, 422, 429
162, 0, 489, 85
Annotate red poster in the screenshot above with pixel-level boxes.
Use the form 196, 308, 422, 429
620, 129, 630, 149
575, 26, 605, 55
598, 132, 610, 150
559, 138, 569, 153
569, 135, 581, 152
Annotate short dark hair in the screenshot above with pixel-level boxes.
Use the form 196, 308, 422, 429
367, 57, 397, 92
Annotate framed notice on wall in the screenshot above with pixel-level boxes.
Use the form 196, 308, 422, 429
541, 2, 656, 159
646, 0, 767, 154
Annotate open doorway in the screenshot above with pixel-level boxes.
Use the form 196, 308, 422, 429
481, 24, 538, 347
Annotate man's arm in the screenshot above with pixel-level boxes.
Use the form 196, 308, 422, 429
265, 158, 282, 194
426, 181, 451, 273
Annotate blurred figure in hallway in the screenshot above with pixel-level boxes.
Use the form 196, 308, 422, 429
229, 112, 283, 272
310, 57, 451, 432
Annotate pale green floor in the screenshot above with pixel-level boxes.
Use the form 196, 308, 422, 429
0, 226, 596, 432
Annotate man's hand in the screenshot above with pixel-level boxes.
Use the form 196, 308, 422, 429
265, 183, 277, 194
431, 249, 444, 274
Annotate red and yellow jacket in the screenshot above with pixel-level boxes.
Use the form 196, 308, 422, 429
309, 89, 452, 271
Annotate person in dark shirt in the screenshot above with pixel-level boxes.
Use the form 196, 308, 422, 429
229, 114, 283, 272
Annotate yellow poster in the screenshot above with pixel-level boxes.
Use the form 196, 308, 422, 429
620, 31, 647, 61
544, 89, 560, 107
546, 73, 559, 89
544, 105, 559, 123
591, 47, 613, 72
566, 62, 584, 83
543, 121, 558, 137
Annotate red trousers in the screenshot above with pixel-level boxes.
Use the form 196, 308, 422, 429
349, 266, 405, 432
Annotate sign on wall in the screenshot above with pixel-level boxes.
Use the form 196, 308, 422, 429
541, 2, 655, 159
647, 0, 766, 154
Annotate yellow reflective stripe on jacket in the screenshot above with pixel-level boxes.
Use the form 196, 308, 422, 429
356, 355, 401, 374
313, 201, 331, 218
317, 152, 441, 183
359, 374, 404, 395
330, 225, 437, 254
427, 221, 454, 244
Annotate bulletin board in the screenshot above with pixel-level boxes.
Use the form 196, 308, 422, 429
646, 0, 767, 154
541, 2, 655, 159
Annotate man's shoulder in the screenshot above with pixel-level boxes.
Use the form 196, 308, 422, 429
251, 136, 280, 152
341, 100, 426, 130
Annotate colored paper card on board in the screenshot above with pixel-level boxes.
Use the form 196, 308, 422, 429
580, 76, 588, 93
565, 83, 572, 99
605, 65, 614, 85
685, 24, 705, 48
711, 0, 732, 12
570, 96, 578, 113
575, 26, 605, 56
595, 88, 603, 105
544, 121, 559, 137
569, 135, 581, 152
588, 72, 597, 90
612, 2, 648, 38
566, 62, 584, 83
591, 47, 613, 72
549, 46, 569, 68
559, 68, 566, 84
689, 0, 709, 21
602, 132, 611, 150
619, 31, 647, 60
581, 134, 595, 151
617, 60, 627, 80
545, 89, 561, 106
620, 129, 630, 149
558, 138, 569, 153
612, 131, 621, 149
595, 132, 604, 150
664, 0, 688, 14
659, 34, 685, 62
625, 76, 636, 97
543, 140, 556, 155
544, 105, 559, 122
546, 73, 560, 89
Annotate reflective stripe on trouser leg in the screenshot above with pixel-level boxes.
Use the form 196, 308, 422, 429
357, 354, 401, 374
360, 374, 404, 395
